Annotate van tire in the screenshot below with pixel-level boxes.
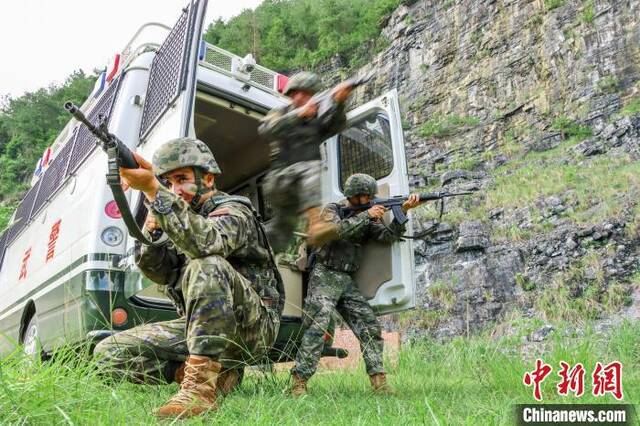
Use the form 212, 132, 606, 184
22, 315, 42, 359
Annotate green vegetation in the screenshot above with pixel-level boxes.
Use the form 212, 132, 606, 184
620, 96, 640, 116
449, 155, 481, 171
596, 75, 620, 94
428, 281, 457, 311
2, 320, 639, 424
0, 71, 94, 212
204, 0, 404, 71
550, 115, 592, 139
516, 273, 536, 291
418, 114, 480, 138
544, 0, 565, 11
0, 200, 18, 232
533, 252, 633, 322
416, 112, 636, 243
398, 308, 450, 329
580, 1, 596, 24
493, 151, 637, 221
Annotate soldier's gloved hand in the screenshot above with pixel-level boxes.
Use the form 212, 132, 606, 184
332, 82, 354, 103
402, 193, 425, 213
367, 205, 387, 220
298, 100, 319, 119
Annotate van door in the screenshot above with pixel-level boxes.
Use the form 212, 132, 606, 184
122, 0, 208, 296
138, 0, 208, 144
323, 89, 416, 314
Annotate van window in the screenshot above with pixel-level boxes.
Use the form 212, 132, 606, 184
338, 112, 393, 190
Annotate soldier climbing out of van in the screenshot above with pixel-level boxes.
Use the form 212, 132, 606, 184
94, 138, 283, 419
258, 71, 355, 252
289, 173, 424, 396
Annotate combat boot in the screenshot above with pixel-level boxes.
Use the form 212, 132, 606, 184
216, 368, 243, 396
305, 207, 338, 247
289, 373, 308, 397
175, 363, 241, 397
156, 355, 221, 418
174, 362, 186, 383
369, 373, 393, 394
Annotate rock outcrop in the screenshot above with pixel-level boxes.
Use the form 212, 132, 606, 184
340, 0, 640, 337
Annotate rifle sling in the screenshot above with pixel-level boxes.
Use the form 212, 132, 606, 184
105, 146, 161, 247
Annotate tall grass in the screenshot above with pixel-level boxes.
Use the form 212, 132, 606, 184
1, 319, 638, 425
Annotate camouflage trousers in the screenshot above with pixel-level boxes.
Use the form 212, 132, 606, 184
263, 160, 321, 252
94, 254, 280, 384
291, 264, 385, 380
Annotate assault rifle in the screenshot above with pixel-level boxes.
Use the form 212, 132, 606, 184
64, 101, 159, 247
340, 191, 473, 226
64, 102, 138, 169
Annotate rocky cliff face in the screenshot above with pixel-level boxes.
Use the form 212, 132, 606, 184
339, 0, 640, 338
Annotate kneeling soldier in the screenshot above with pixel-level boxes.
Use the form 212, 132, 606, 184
290, 173, 423, 396
94, 138, 283, 418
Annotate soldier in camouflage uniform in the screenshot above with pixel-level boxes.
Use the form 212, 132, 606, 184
94, 138, 283, 418
259, 71, 355, 252
289, 173, 423, 396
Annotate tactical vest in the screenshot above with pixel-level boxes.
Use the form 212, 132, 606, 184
208, 194, 286, 316
314, 202, 363, 274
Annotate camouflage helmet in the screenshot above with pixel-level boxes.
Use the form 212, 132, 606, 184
344, 173, 378, 197
152, 137, 221, 176
284, 71, 322, 96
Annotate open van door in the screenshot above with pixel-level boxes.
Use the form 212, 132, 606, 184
138, 0, 208, 144
323, 89, 416, 314
122, 0, 208, 301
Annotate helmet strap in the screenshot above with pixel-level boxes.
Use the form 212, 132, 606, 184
189, 167, 213, 210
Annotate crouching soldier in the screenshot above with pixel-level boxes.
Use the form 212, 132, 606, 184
289, 173, 423, 396
94, 138, 283, 418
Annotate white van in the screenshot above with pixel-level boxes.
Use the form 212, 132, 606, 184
0, 0, 416, 359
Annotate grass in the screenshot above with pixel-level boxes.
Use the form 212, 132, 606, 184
580, 1, 596, 24
492, 152, 639, 226
419, 114, 480, 139
1, 320, 639, 425
422, 131, 640, 241
551, 116, 592, 139
620, 96, 640, 116
544, 0, 565, 11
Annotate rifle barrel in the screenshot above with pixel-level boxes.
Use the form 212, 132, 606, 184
418, 191, 473, 201
64, 101, 139, 169
64, 102, 99, 134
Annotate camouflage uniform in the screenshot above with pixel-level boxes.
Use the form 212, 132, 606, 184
95, 139, 282, 384
259, 72, 347, 251
291, 174, 406, 380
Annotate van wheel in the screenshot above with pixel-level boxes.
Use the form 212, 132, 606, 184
22, 316, 41, 358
